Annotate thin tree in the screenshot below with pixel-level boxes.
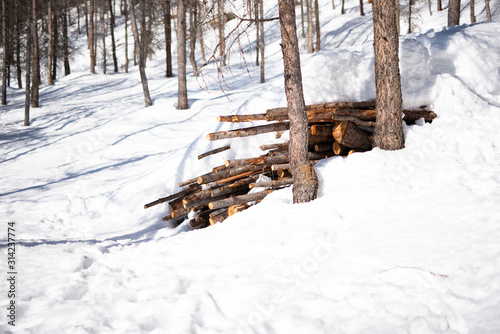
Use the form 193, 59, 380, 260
63, 0, 70, 76
124, 0, 129, 73
48, 0, 55, 85
218, 0, 226, 65
25, 0, 33, 126
189, 0, 198, 77
1, 0, 8, 105
437, 0, 442, 11
470, 0, 475, 23
128, 0, 153, 106
90, 0, 96, 73
485, 0, 492, 22
108, 0, 119, 72
278, 0, 318, 203
31, 0, 40, 108
259, 0, 265, 83
177, 0, 189, 109
101, 2, 107, 74
255, 0, 259, 65
315, 0, 320, 51
307, 0, 314, 53
448, 0, 461, 26
360, 0, 365, 16
15, 0, 21, 88
52, 5, 58, 80
163, 0, 172, 77
372, 0, 405, 150
341, 0, 345, 14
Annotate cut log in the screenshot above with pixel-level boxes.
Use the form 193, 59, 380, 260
211, 175, 259, 197
209, 210, 229, 225
348, 149, 356, 155
225, 154, 289, 168
215, 169, 270, 186
314, 142, 335, 152
402, 109, 437, 124
182, 188, 213, 208
332, 121, 372, 151
189, 217, 210, 228
266, 101, 376, 120
207, 122, 290, 141
170, 207, 189, 219
228, 203, 250, 216
259, 142, 288, 151
249, 178, 294, 189
144, 184, 201, 209
217, 114, 267, 122
208, 190, 273, 210
198, 144, 231, 160
332, 115, 375, 128
168, 196, 185, 212
333, 141, 348, 155
197, 163, 268, 185
179, 177, 199, 188
310, 124, 335, 136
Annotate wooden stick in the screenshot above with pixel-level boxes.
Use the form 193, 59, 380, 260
209, 210, 229, 225
259, 142, 288, 151
249, 178, 294, 189
310, 124, 335, 136
332, 115, 375, 128
197, 163, 267, 185
206, 122, 290, 141
314, 142, 334, 152
214, 169, 269, 186
144, 184, 201, 209
179, 177, 198, 188
208, 190, 273, 210
266, 101, 376, 120
228, 203, 250, 216
198, 144, 231, 160
182, 188, 213, 208
224, 154, 289, 168
402, 109, 437, 124
189, 217, 210, 228
217, 114, 267, 122
211, 175, 259, 197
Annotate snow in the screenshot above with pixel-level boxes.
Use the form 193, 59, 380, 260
1, 0, 500, 333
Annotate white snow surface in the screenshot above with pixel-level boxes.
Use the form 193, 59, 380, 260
1, 0, 500, 333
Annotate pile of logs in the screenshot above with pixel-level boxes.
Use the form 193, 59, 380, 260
144, 101, 436, 229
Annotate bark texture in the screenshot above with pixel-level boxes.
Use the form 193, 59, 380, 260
448, 0, 461, 26
278, 0, 318, 203
372, 0, 404, 150
177, 0, 189, 109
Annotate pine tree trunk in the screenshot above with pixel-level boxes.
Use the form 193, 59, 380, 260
189, 0, 198, 77
341, 0, 345, 14
307, 0, 314, 53
259, 0, 265, 83
372, 0, 404, 150
177, 0, 189, 109
15, 0, 21, 88
1, 0, 8, 105
25, 4, 32, 126
315, 0, 320, 51
255, 0, 259, 66
48, 0, 54, 85
63, 3, 70, 76
53, 10, 58, 80
300, 0, 306, 37
164, 0, 172, 77
108, 0, 119, 72
128, 0, 153, 107
278, 0, 318, 203
124, 0, 129, 73
448, 0, 461, 26
360, 0, 365, 16
198, 5, 206, 62
218, 0, 226, 65
90, 0, 96, 73
470, 0, 475, 23
437, 0, 442, 11
485, 0, 492, 22
101, 6, 107, 74
31, 0, 40, 108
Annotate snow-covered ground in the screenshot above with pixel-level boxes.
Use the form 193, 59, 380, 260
1, 0, 500, 332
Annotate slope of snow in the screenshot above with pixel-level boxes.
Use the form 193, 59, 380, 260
1, 0, 500, 333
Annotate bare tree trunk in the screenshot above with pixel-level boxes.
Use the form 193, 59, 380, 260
428, 0, 432, 16
90, 0, 96, 73
189, 0, 198, 77
31, 0, 40, 108
15, 0, 21, 88
124, 0, 129, 73
101, 5, 107, 74
307, 0, 314, 53
164, 0, 172, 77
470, 0, 475, 23
25, 3, 32, 126
300, 0, 306, 37
278, 0, 318, 203
218, 0, 226, 65
360, 0, 365, 15
255, 0, 259, 65
128, 0, 153, 106
408, 0, 412, 33
372, 0, 404, 150
48, 0, 54, 85
1, 0, 8, 105
314, 0, 320, 51
53, 8, 58, 80
77, 4, 81, 34
485, 0, 492, 22
198, 2, 205, 62
108, 0, 119, 72
448, 0, 461, 26
63, 2, 70, 76
341, 0, 345, 14
177, 0, 189, 109
259, 0, 265, 83
437, 0, 442, 11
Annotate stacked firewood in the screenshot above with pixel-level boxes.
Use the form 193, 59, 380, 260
144, 101, 436, 229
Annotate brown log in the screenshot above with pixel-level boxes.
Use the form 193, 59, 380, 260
225, 154, 289, 168
266, 101, 376, 120
333, 141, 348, 155
217, 114, 267, 122
249, 178, 294, 189
144, 184, 201, 209
211, 175, 259, 197
348, 149, 356, 156
168, 196, 185, 212
197, 163, 268, 185
209, 213, 229, 225
182, 188, 213, 208
333, 122, 372, 151
259, 142, 289, 151
215, 169, 269, 186
209, 208, 228, 218
206, 122, 290, 141
310, 124, 335, 136
228, 203, 250, 216
308, 134, 334, 146
208, 190, 273, 210
332, 115, 375, 128
402, 109, 437, 124
272, 163, 290, 171
314, 142, 335, 152
170, 207, 189, 219
308, 151, 335, 160
198, 144, 231, 160
179, 177, 198, 188
213, 164, 230, 173
189, 217, 210, 228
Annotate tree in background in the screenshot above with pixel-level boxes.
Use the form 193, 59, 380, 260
372, 0, 405, 150
163, 0, 172, 77
1, 0, 8, 105
448, 0, 461, 26
31, 0, 40, 108
278, 0, 318, 203
177, 0, 188, 109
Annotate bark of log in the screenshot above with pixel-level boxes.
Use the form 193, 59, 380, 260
144, 184, 201, 209
217, 114, 267, 122
168, 196, 185, 212
333, 141, 348, 155
190, 218, 210, 228
310, 124, 335, 136
182, 188, 213, 208
208, 190, 273, 210
197, 163, 268, 185
402, 109, 437, 124
259, 142, 289, 151
209, 210, 229, 225
198, 144, 231, 160
332, 115, 375, 128
210, 181, 254, 198
249, 178, 294, 189
333, 121, 372, 151
215, 169, 270, 186
207, 122, 290, 141
314, 142, 335, 152
162, 213, 188, 223
170, 207, 189, 219
266, 101, 376, 119
225, 154, 289, 168
179, 177, 198, 188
